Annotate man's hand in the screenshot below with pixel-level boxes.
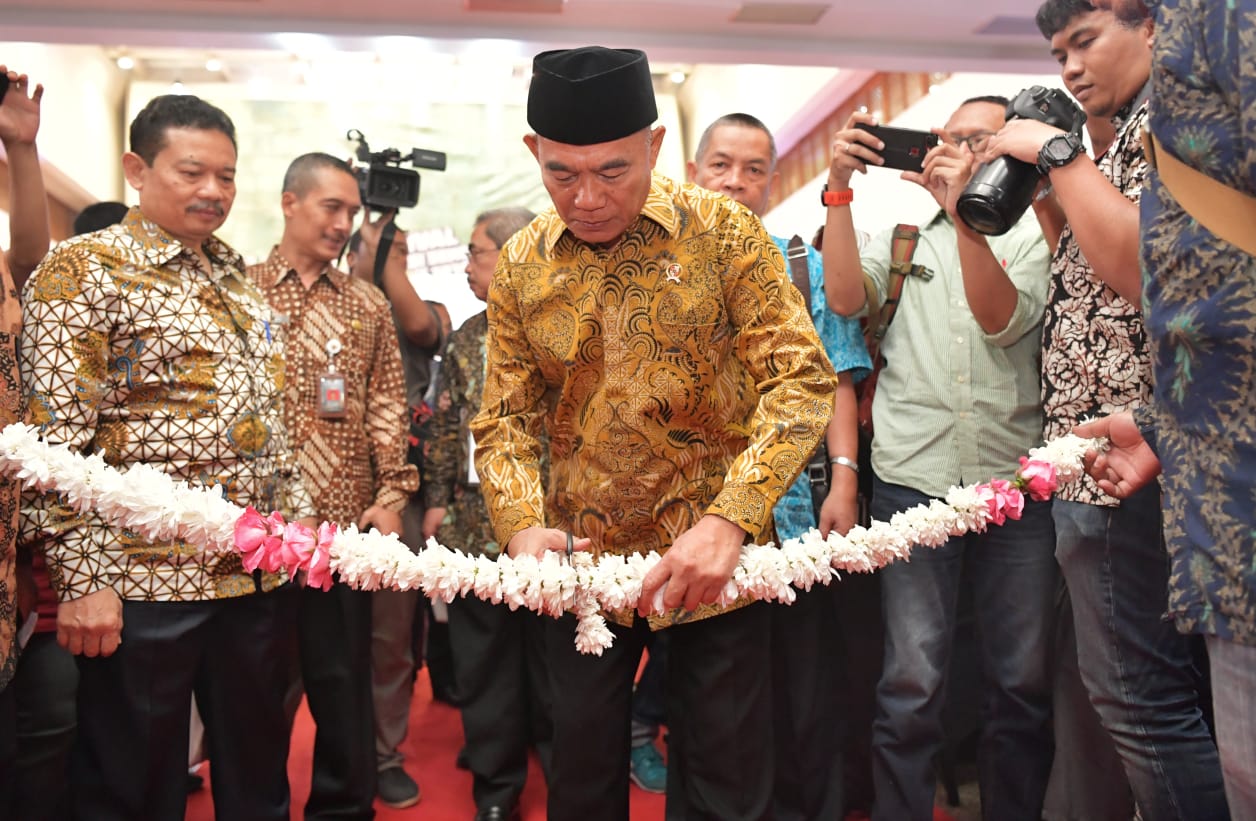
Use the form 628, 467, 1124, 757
506, 526, 592, 561
358, 505, 402, 537
828, 111, 883, 190
421, 506, 447, 540
982, 119, 1066, 167
0, 66, 43, 148
356, 210, 408, 265
638, 515, 746, 616
56, 588, 123, 657
905, 137, 977, 216
819, 484, 858, 539
1072, 411, 1162, 498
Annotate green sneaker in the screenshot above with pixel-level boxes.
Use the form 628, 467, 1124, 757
629, 742, 667, 794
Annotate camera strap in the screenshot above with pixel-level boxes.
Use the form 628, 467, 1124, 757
870, 224, 927, 347
372, 220, 399, 290
1142, 128, 1256, 258
786, 235, 831, 494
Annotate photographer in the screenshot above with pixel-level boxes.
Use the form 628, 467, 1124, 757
823, 97, 1056, 821
980, 3, 1229, 817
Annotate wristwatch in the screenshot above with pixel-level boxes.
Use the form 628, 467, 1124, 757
821, 184, 854, 207
1036, 132, 1085, 176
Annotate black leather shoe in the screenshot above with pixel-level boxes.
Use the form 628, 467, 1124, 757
473, 806, 520, 821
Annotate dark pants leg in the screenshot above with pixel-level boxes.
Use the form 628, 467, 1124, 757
1055, 486, 1229, 821
199, 587, 299, 821
630, 630, 668, 748
0, 680, 15, 815
771, 585, 844, 821
448, 595, 552, 810
665, 602, 774, 821
299, 583, 377, 820
544, 612, 647, 821
72, 592, 296, 821
871, 477, 1056, 821
14, 631, 78, 821
833, 570, 883, 815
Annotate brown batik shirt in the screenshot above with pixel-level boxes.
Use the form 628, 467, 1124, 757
249, 249, 417, 527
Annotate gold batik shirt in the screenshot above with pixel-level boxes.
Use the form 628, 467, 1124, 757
0, 251, 22, 689
471, 174, 837, 627
21, 208, 315, 603
250, 249, 417, 526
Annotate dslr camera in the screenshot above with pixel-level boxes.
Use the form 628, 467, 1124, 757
347, 129, 447, 211
956, 86, 1087, 236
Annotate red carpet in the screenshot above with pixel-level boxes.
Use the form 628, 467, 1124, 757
185, 668, 958, 820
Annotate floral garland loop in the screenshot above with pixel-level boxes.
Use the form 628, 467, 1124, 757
0, 423, 1095, 655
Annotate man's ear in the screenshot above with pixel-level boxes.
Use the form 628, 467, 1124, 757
121, 152, 148, 192
685, 160, 698, 182
648, 125, 666, 169
280, 190, 298, 220
523, 133, 540, 162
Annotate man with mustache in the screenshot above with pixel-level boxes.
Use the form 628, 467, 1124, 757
250, 152, 418, 819
21, 94, 316, 820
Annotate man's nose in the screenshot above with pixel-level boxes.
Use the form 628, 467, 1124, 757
573, 178, 603, 209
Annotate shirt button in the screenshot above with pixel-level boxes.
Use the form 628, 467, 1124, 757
955, 336, 964, 344
956, 375, 966, 384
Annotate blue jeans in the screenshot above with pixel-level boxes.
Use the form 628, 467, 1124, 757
870, 477, 1056, 821
1054, 485, 1228, 821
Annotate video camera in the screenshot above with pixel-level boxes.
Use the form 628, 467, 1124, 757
347, 129, 447, 211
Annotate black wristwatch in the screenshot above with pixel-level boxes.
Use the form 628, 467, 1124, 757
1036, 132, 1085, 176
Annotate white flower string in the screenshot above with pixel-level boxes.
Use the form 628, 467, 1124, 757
0, 422, 1098, 655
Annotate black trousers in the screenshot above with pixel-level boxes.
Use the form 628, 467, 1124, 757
771, 584, 845, 821
71, 588, 297, 821
545, 602, 774, 821
447, 594, 552, 810
297, 583, 376, 820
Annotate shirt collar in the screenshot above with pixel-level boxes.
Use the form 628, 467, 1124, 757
257, 245, 348, 292
120, 206, 245, 281
1112, 78, 1152, 133
541, 173, 681, 253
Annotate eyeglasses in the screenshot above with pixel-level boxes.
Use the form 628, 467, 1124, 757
467, 243, 499, 260
948, 131, 995, 152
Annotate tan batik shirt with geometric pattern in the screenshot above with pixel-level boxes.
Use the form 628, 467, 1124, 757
20, 208, 315, 603
249, 249, 417, 528
471, 173, 838, 628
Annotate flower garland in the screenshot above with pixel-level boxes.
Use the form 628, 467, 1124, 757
0, 422, 1096, 654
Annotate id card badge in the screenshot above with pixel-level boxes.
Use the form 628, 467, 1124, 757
318, 372, 347, 418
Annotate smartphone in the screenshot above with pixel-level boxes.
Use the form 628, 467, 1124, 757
855, 123, 940, 173
0, 74, 8, 106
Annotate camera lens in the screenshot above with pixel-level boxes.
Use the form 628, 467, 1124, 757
957, 156, 1040, 236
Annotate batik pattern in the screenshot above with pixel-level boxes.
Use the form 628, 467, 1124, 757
20, 208, 314, 602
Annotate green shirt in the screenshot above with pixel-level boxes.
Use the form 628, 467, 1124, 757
861, 210, 1050, 497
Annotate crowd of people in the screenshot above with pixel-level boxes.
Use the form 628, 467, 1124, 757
0, 0, 1252, 819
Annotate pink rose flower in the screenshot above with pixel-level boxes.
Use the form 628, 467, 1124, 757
306, 522, 337, 591
236, 507, 285, 573
280, 521, 316, 578
975, 479, 1025, 526
1017, 457, 1059, 502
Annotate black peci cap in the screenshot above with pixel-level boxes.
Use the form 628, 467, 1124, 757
527, 46, 658, 145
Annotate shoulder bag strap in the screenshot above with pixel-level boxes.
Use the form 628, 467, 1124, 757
786, 234, 812, 314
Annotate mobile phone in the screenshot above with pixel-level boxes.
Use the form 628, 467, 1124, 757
0, 74, 8, 106
855, 123, 940, 173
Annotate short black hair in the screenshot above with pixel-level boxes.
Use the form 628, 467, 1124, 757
961, 95, 1011, 109
1036, 0, 1148, 39
695, 113, 778, 169
129, 94, 236, 166
72, 201, 129, 236
282, 152, 356, 198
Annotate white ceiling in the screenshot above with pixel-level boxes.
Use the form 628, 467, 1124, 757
1, 0, 1056, 75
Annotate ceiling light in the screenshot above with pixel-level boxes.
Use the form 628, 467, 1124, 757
116, 55, 135, 71
205, 57, 223, 72
669, 70, 686, 84
171, 80, 186, 94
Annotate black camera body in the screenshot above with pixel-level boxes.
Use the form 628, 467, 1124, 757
348, 129, 447, 211
956, 86, 1087, 236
